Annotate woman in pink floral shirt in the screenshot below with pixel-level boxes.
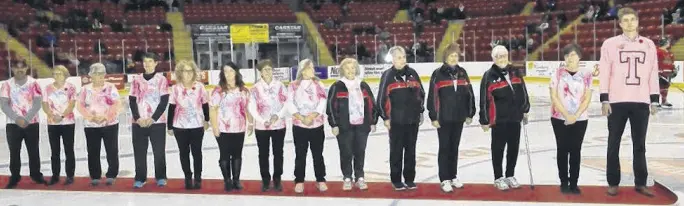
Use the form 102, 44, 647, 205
76, 63, 122, 186
167, 60, 209, 190
210, 61, 253, 192
247, 59, 288, 192
549, 44, 592, 194
42, 65, 77, 186
287, 59, 328, 194
1, 60, 47, 188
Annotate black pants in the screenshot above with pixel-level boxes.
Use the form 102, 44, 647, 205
551, 118, 587, 185
132, 123, 167, 182
337, 125, 370, 181
84, 124, 119, 180
173, 127, 204, 179
437, 121, 464, 182
607, 103, 650, 187
293, 125, 326, 183
6, 123, 43, 180
389, 123, 419, 184
255, 129, 286, 184
48, 124, 75, 178
491, 122, 521, 180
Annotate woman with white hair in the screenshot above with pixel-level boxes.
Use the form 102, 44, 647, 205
287, 59, 328, 193
478, 45, 530, 191
326, 58, 378, 191
43, 65, 77, 186
377, 46, 425, 191
76, 63, 122, 186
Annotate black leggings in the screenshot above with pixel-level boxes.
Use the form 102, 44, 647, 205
551, 118, 587, 186
490, 122, 521, 180
84, 124, 119, 180
48, 124, 76, 179
217, 132, 245, 181
173, 127, 204, 179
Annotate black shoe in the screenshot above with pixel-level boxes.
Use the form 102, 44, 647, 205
224, 179, 234, 192
64, 177, 74, 186
184, 177, 193, 190
5, 176, 20, 189
193, 179, 202, 190
570, 185, 581, 194
48, 176, 60, 186
560, 182, 571, 194
392, 182, 406, 191
405, 182, 417, 190
232, 158, 243, 190
273, 180, 282, 192
261, 181, 270, 192
32, 177, 48, 185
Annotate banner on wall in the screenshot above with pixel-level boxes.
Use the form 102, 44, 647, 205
290, 66, 328, 81
81, 74, 127, 90
164, 71, 210, 85
190, 24, 230, 39
230, 24, 270, 44
527, 61, 599, 77
269, 23, 303, 42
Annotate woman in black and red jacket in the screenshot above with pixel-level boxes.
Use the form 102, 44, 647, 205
478, 45, 530, 191
326, 58, 378, 191
427, 43, 475, 193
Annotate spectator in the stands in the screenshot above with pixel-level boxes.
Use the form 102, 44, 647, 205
126, 54, 136, 74
413, 13, 425, 36
49, 16, 64, 33
582, 5, 595, 23
92, 19, 103, 32
111, 19, 124, 32
674, 9, 684, 24
92, 9, 104, 23
324, 17, 335, 29
94, 41, 108, 55
158, 22, 173, 32
556, 13, 568, 28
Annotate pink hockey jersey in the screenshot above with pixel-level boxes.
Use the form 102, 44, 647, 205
598, 34, 660, 104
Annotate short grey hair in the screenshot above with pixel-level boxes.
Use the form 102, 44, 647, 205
491, 45, 509, 60
295, 59, 319, 81
89, 63, 107, 76
388, 46, 405, 58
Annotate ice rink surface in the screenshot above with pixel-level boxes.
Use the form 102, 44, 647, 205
1, 81, 683, 206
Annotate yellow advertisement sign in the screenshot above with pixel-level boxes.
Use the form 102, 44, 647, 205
230, 24, 269, 44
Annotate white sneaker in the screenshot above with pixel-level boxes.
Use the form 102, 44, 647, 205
451, 177, 464, 189
494, 177, 510, 191
440, 180, 453, 193
294, 183, 304, 193
504, 177, 521, 189
317, 182, 328, 192
342, 178, 352, 191
356, 178, 368, 190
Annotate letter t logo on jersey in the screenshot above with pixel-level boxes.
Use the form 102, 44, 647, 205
619, 51, 646, 86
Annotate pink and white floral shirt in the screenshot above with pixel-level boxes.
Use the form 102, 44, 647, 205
248, 79, 288, 130
43, 82, 77, 125
340, 78, 365, 125
550, 67, 593, 121
130, 73, 169, 124
78, 82, 120, 128
287, 80, 327, 129
170, 82, 208, 129
210, 87, 249, 133
0, 77, 42, 124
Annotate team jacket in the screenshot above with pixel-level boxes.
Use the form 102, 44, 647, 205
478, 64, 530, 126
657, 48, 675, 77
377, 65, 425, 125
326, 80, 379, 130
427, 64, 476, 123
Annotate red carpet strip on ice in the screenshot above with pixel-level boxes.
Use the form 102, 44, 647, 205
0, 176, 677, 205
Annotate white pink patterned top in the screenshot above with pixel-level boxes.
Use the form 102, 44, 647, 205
43, 82, 77, 125
286, 79, 327, 129
169, 82, 208, 129
210, 87, 249, 133
550, 67, 593, 121
0, 77, 42, 124
248, 79, 288, 130
340, 78, 365, 125
130, 73, 169, 124
77, 82, 120, 128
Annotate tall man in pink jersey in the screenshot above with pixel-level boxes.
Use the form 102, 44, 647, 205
599, 7, 659, 197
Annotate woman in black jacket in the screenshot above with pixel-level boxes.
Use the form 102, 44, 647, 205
478, 45, 530, 191
427, 43, 475, 193
327, 58, 378, 191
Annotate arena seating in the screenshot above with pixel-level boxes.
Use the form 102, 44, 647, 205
184, 2, 296, 24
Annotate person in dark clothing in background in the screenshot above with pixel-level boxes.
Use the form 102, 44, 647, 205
129, 53, 170, 189
377, 46, 425, 191
427, 43, 475, 193
479, 45, 530, 191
